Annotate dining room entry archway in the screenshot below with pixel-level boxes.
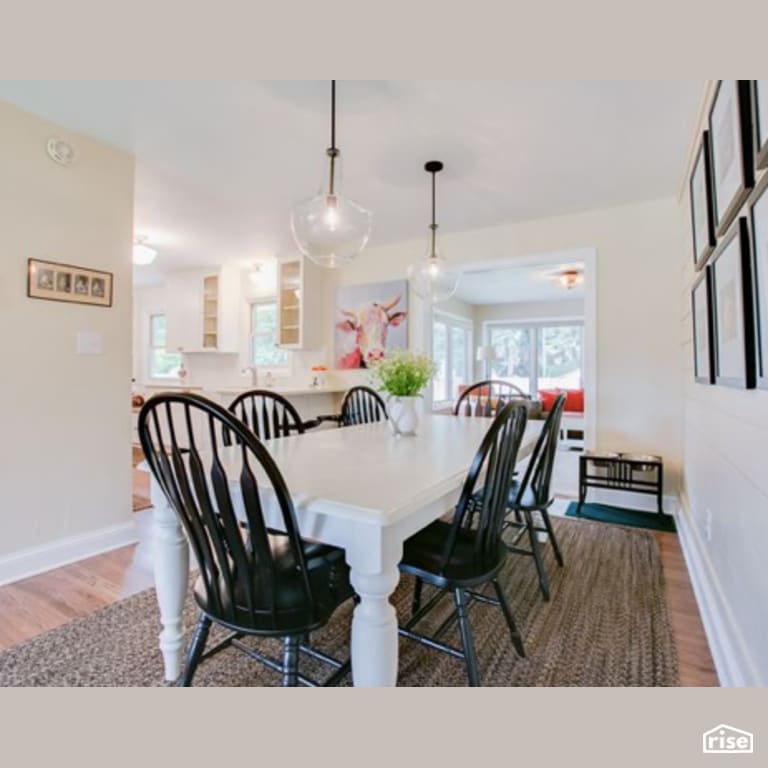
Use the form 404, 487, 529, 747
420, 247, 597, 453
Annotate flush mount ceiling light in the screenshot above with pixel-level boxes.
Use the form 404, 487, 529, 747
46, 138, 75, 166
290, 80, 372, 269
407, 161, 460, 303
133, 235, 158, 266
558, 269, 584, 290
249, 263, 263, 283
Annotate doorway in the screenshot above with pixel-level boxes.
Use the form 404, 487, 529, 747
424, 247, 597, 497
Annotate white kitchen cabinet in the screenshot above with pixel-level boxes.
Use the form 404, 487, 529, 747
276, 255, 322, 349
165, 265, 241, 353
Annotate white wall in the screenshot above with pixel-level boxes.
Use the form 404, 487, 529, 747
0, 102, 135, 563
336, 198, 683, 489
678, 82, 768, 685
437, 296, 475, 321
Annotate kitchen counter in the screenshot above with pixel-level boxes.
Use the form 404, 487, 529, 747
213, 385, 346, 396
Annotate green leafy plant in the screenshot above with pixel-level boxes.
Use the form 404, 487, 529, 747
371, 350, 437, 397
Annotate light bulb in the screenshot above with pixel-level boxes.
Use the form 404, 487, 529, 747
325, 195, 339, 231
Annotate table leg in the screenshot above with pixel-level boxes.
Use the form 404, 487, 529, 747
576, 458, 586, 515
151, 479, 189, 682
346, 533, 402, 687
657, 464, 664, 515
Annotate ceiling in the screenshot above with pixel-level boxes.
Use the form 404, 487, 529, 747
0, 80, 703, 283
454, 258, 585, 305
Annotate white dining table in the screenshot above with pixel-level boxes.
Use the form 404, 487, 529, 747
145, 413, 542, 687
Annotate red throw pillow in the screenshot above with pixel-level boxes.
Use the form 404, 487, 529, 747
538, 389, 558, 412
563, 389, 584, 412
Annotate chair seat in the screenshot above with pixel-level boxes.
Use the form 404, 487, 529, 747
193, 535, 353, 636
400, 520, 506, 588
471, 482, 543, 511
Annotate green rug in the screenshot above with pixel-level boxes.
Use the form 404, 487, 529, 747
565, 501, 676, 532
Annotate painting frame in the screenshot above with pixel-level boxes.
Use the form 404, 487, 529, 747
691, 267, 715, 384
710, 217, 756, 389
689, 130, 717, 270
753, 80, 768, 171
708, 80, 755, 238
334, 279, 409, 369
27, 258, 113, 308
748, 172, 768, 389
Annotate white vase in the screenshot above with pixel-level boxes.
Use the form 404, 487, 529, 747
387, 395, 419, 437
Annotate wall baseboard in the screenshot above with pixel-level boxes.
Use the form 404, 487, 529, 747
674, 492, 761, 687
0, 521, 139, 587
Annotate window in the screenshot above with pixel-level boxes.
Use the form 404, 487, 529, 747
485, 321, 583, 394
432, 313, 473, 406
487, 326, 534, 394
250, 302, 289, 367
149, 314, 183, 379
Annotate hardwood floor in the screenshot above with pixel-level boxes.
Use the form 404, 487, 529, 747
653, 530, 718, 685
0, 536, 153, 651
0, 508, 719, 685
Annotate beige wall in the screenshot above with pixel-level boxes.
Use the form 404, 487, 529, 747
474, 298, 584, 325
335, 197, 683, 488
0, 102, 134, 559
678, 82, 768, 684
436, 296, 475, 321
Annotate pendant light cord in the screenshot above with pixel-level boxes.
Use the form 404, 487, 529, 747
330, 80, 336, 152
328, 80, 338, 197
430, 167, 438, 257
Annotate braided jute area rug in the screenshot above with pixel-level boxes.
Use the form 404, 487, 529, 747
0, 518, 679, 686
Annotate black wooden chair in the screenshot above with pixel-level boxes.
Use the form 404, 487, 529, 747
317, 386, 387, 427
453, 379, 534, 419
138, 392, 354, 687
503, 392, 566, 601
398, 402, 529, 686
227, 389, 319, 442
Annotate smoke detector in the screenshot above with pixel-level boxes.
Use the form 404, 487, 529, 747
47, 138, 76, 166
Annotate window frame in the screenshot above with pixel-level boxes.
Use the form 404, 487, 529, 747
249, 300, 290, 369
432, 311, 473, 409
148, 313, 182, 381
482, 318, 584, 395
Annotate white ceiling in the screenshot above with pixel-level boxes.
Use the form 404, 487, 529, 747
455, 258, 585, 305
0, 80, 703, 283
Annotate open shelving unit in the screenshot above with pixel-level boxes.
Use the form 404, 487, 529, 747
278, 260, 302, 347
202, 275, 219, 349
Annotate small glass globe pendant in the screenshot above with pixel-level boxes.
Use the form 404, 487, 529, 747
407, 250, 460, 303
407, 161, 460, 302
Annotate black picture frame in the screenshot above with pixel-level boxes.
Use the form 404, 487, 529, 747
689, 130, 717, 270
27, 258, 114, 308
753, 80, 768, 170
748, 173, 768, 389
691, 267, 715, 384
708, 80, 755, 237
710, 217, 756, 389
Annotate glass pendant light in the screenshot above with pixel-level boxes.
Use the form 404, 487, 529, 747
290, 80, 372, 268
407, 161, 459, 302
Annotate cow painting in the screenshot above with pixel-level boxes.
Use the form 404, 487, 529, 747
334, 280, 409, 369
